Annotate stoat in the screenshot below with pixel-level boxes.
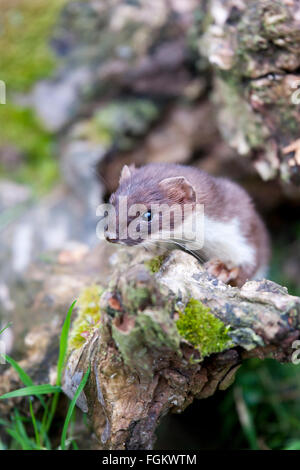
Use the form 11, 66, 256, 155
104, 163, 270, 287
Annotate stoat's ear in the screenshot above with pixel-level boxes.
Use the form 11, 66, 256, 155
159, 176, 196, 203
119, 164, 134, 184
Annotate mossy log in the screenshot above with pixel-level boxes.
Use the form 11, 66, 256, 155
1, 244, 300, 448
198, 0, 300, 186
62, 248, 300, 450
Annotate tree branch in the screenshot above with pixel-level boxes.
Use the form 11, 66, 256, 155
62, 250, 300, 449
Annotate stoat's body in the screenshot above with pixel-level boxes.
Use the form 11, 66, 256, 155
105, 163, 270, 287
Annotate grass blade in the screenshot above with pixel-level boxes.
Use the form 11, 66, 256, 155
60, 366, 90, 450
29, 400, 41, 448
57, 300, 76, 386
4, 428, 27, 450
13, 408, 35, 450
1, 354, 33, 386
0, 384, 61, 400
1, 354, 46, 408
45, 301, 76, 433
284, 440, 300, 450
71, 440, 79, 450
234, 387, 258, 450
0, 322, 12, 336
0, 439, 6, 450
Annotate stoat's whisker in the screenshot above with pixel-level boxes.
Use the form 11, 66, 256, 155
141, 237, 206, 263
173, 242, 205, 263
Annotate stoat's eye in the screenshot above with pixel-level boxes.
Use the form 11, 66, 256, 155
142, 210, 152, 222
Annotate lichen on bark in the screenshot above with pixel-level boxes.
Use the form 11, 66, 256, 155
68, 284, 103, 350
60, 248, 300, 450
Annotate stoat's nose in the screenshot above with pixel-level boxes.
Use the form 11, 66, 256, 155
104, 230, 119, 244
106, 237, 118, 244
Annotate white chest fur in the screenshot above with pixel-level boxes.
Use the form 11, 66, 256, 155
202, 216, 255, 267
141, 208, 256, 270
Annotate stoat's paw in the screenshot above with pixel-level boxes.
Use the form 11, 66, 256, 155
205, 259, 239, 285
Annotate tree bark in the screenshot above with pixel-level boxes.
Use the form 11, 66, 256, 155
198, 0, 300, 187
1, 244, 299, 449
62, 248, 300, 450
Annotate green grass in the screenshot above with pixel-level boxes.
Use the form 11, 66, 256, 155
60, 366, 90, 450
220, 358, 300, 450
0, 323, 12, 336
0, 300, 91, 450
0, 384, 61, 400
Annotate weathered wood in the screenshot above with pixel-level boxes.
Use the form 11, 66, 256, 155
62, 248, 300, 450
1, 243, 299, 449
198, 0, 300, 186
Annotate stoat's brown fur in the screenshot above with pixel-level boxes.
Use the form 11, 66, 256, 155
106, 163, 270, 287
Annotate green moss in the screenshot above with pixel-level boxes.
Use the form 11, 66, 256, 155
112, 309, 180, 376
145, 255, 165, 274
125, 284, 152, 312
0, 104, 59, 195
0, 1, 69, 194
68, 285, 103, 350
0, 0, 68, 92
176, 299, 233, 358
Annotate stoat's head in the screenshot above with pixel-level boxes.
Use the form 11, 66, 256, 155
104, 163, 197, 247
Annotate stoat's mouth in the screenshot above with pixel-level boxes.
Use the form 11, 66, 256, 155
106, 234, 206, 263
105, 237, 146, 247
